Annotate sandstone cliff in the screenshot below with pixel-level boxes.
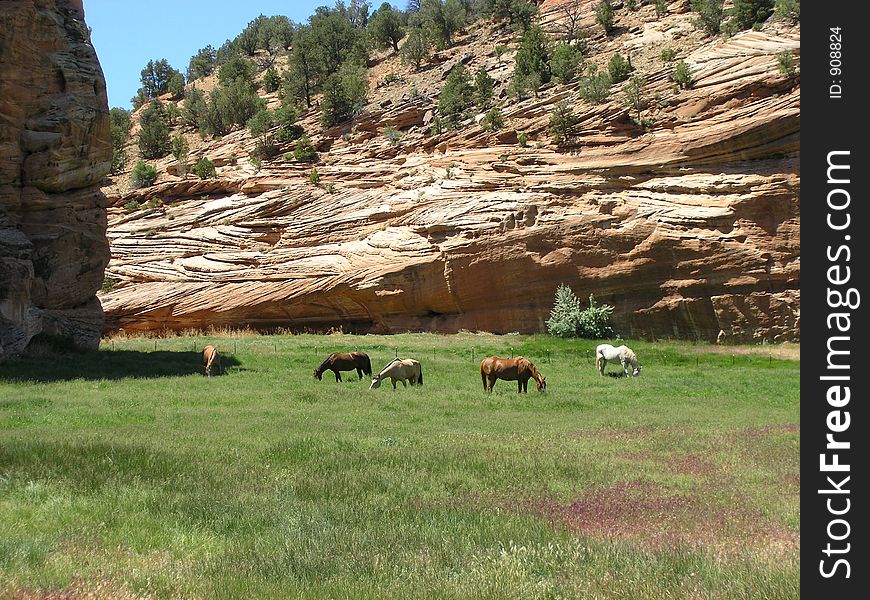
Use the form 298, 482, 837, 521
100, 2, 799, 342
0, 0, 111, 359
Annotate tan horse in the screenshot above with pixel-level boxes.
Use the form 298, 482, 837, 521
202, 345, 222, 377
370, 358, 423, 389
313, 351, 372, 382
480, 356, 546, 393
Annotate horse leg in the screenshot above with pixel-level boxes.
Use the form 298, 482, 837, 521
335, 370, 342, 382
391, 378, 397, 390
599, 358, 606, 376
401, 379, 407, 388
621, 360, 628, 377
488, 376, 496, 392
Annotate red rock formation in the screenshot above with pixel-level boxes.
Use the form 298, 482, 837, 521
0, 0, 110, 358
101, 12, 799, 343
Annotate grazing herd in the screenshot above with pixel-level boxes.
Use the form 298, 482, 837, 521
201, 342, 643, 388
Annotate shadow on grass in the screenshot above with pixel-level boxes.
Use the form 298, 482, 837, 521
0, 350, 241, 383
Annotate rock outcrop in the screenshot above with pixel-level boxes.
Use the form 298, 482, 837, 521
101, 5, 799, 343
0, 0, 111, 358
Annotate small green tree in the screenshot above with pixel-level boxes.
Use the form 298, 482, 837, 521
109, 107, 131, 173
607, 52, 633, 83
577, 295, 614, 338
732, 0, 773, 30
655, 0, 669, 17
192, 157, 216, 179
139, 58, 184, 99
595, 0, 615, 35
421, 0, 466, 49
401, 27, 431, 71
438, 64, 474, 127
182, 87, 208, 130
167, 71, 185, 99
579, 68, 612, 103
171, 134, 189, 175
130, 161, 158, 188
273, 104, 303, 142
622, 74, 649, 122
777, 49, 795, 75
511, 24, 551, 97
294, 135, 318, 162
187, 45, 217, 81
660, 48, 677, 62
473, 66, 495, 110
691, 0, 725, 35
550, 43, 583, 84
263, 67, 281, 93
309, 167, 321, 185
672, 60, 693, 89
774, 0, 799, 22
137, 100, 171, 159
481, 107, 504, 131
369, 2, 406, 53
546, 284, 583, 337
218, 56, 256, 86
248, 109, 277, 158
320, 65, 368, 127
548, 101, 578, 144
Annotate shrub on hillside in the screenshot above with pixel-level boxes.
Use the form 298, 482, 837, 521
182, 87, 208, 131
481, 107, 504, 132
187, 45, 217, 81
171, 134, 189, 175
660, 48, 677, 62
438, 64, 474, 127
401, 27, 431, 70
473, 66, 495, 110
548, 101, 578, 145
774, 0, 799, 22
369, 2, 406, 52
550, 43, 583, 84
294, 135, 318, 162
655, 0, 669, 17
691, 0, 725, 35
192, 157, 216, 179
320, 65, 369, 127
672, 60, 693, 89
109, 107, 132, 174
263, 68, 281, 94
579, 68, 612, 103
548, 286, 614, 338
732, 0, 774, 30
130, 161, 158, 188
137, 100, 171, 160
607, 52, 633, 83
595, 0, 615, 35
510, 24, 551, 97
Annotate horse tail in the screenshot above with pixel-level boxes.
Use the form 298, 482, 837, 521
363, 354, 372, 376
481, 368, 487, 391
417, 364, 423, 386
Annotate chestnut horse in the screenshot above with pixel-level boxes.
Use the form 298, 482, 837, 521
202, 345, 222, 377
480, 355, 546, 393
313, 351, 372, 382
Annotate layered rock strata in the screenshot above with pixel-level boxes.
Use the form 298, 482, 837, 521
101, 12, 799, 342
0, 0, 110, 358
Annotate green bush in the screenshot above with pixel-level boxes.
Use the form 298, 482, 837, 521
420, 0, 466, 49
167, 71, 185, 100
369, 2, 406, 53
546, 284, 582, 337
263, 68, 281, 93
777, 49, 795, 75
481, 107, 504, 131
655, 0, 669, 17
384, 126, 403, 145
130, 161, 158, 189
550, 43, 583, 84
607, 52, 633, 83
548, 101, 578, 145
577, 294, 614, 338
273, 105, 303, 143
171, 134, 189, 174
248, 109, 278, 158
473, 67, 495, 110
309, 167, 321, 185
139, 58, 184, 100
320, 66, 369, 127
137, 100, 171, 159
518, 131, 529, 147
511, 24, 551, 97
774, 0, 799, 22
294, 135, 318, 162
218, 56, 256, 86
187, 45, 216, 81
595, 0, 615, 35
660, 48, 677, 62
622, 74, 649, 121
438, 64, 474, 126
691, 0, 725, 35
732, 0, 773, 30
192, 157, 216, 179
579, 69, 611, 103
672, 60, 693, 89
400, 27, 431, 71
109, 107, 131, 174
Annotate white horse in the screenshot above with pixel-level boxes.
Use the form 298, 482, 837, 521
370, 358, 423, 389
595, 344, 640, 377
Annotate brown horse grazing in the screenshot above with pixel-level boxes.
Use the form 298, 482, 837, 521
313, 351, 373, 382
480, 355, 546, 393
202, 345, 222, 377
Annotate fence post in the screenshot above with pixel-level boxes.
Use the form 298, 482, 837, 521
154, 340, 157, 352
547, 349, 550, 364
234, 340, 237, 354
395, 347, 398, 358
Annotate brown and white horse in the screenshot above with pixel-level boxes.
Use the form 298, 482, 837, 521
313, 351, 372, 382
202, 345, 222, 377
480, 356, 546, 393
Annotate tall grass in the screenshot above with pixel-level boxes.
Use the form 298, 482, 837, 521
0, 334, 799, 598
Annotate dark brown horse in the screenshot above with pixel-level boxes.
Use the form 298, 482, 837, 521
480, 355, 546, 393
313, 351, 373, 382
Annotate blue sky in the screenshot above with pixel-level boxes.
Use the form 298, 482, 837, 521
85, 1, 406, 109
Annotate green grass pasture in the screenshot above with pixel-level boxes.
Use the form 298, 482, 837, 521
0, 333, 799, 599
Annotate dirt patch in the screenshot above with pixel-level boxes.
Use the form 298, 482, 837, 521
529, 479, 798, 558
739, 423, 800, 439
616, 451, 717, 477
4, 581, 151, 600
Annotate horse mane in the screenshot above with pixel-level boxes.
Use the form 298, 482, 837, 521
377, 357, 402, 378
315, 354, 334, 374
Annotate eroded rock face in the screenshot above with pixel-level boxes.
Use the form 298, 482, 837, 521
0, 0, 110, 358
102, 21, 799, 343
